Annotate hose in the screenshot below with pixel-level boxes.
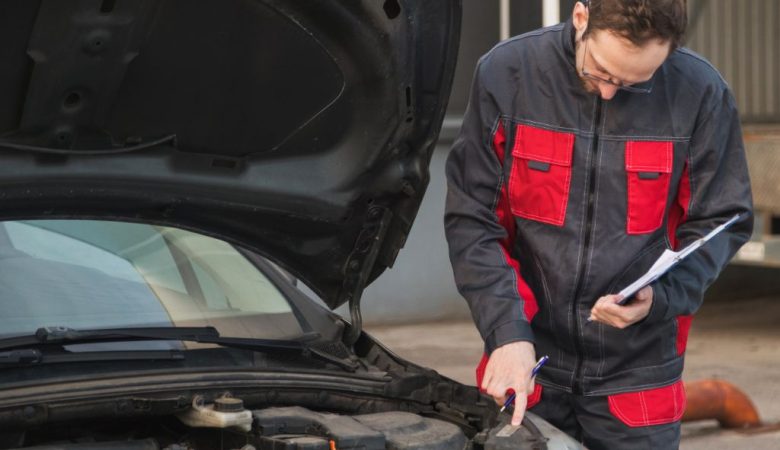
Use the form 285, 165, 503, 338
682, 379, 761, 429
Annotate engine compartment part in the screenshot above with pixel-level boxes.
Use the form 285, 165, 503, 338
2, 406, 469, 450
0, 389, 583, 450
177, 396, 253, 432
2, 414, 256, 450
477, 414, 584, 450
11, 439, 159, 450
254, 406, 384, 449
12, 443, 254, 450
354, 411, 467, 449
254, 406, 467, 450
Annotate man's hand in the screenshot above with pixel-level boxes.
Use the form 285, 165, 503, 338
589, 285, 653, 329
481, 341, 535, 426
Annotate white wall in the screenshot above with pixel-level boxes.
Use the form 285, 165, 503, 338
346, 144, 471, 325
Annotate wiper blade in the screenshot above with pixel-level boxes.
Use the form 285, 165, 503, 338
0, 327, 357, 371
39, 325, 221, 344
0, 349, 184, 367
0, 349, 42, 365
0, 326, 220, 350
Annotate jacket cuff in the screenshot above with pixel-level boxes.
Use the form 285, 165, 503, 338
484, 320, 534, 355
644, 282, 670, 325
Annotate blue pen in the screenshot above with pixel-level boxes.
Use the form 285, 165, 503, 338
499, 355, 549, 413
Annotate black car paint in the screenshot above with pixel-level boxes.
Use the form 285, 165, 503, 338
0, 0, 461, 310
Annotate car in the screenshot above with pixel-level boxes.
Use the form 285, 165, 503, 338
0, 1, 583, 449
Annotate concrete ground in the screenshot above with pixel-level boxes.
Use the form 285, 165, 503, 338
366, 295, 780, 449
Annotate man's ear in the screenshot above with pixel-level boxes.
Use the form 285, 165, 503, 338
572, 1, 589, 39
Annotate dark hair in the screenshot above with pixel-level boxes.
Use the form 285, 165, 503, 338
583, 0, 687, 50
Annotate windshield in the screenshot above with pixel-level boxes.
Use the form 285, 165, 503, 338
0, 220, 304, 345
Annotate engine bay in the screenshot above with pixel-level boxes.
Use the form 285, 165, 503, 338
0, 335, 582, 450
0, 404, 468, 450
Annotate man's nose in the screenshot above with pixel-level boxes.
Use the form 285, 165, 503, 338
598, 83, 619, 100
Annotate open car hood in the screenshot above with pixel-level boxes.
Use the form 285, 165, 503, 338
0, 0, 461, 309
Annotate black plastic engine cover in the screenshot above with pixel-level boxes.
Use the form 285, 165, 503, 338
253, 407, 385, 450
354, 412, 467, 450
252, 407, 469, 450
482, 413, 584, 450
484, 419, 549, 450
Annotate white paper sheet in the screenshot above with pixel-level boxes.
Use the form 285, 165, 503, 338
616, 213, 742, 302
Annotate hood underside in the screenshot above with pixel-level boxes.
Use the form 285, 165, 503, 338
0, 0, 461, 308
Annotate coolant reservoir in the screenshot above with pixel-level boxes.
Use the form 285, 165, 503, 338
177, 395, 253, 432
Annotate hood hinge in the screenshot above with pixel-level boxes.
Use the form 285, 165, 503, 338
341, 205, 393, 347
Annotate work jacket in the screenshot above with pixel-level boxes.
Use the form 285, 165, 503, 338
444, 19, 753, 404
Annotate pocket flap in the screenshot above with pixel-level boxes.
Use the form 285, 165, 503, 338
513, 124, 574, 167
625, 141, 673, 173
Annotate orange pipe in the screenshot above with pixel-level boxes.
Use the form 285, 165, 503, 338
682, 380, 761, 429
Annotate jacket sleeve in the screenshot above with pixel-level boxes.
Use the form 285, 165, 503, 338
444, 59, 535, 354
647, 87, 754, 323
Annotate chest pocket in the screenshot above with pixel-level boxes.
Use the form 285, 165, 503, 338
508, 124, 575, 227
625, 140, 673, 234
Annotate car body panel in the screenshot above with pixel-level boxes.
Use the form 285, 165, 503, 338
0, 0, 461, 308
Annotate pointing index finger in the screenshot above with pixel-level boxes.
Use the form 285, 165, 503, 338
511, 388, 528, 426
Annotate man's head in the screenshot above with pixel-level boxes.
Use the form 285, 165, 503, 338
572, 0, 688, 100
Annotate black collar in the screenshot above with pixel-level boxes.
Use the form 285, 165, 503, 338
561, 18, 577, 68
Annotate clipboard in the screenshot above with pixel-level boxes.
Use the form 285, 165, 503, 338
616, 213, 744, 305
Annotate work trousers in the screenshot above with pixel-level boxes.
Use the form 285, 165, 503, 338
528, 384, 681, 450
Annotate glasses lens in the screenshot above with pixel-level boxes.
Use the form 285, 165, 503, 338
581, 40, 652, 93
582, 62, 651, 93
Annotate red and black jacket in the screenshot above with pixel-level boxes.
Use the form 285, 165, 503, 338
444, 20, 753, 398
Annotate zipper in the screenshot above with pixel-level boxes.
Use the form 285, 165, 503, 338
570, 97, 603, 395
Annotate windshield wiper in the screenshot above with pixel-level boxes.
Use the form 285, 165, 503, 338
0, 349, 42, 365
0, 326, 220, 350
0, 326, 357, 371
0, 348, 185, 366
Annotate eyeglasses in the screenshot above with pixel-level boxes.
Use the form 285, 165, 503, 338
580, 39, 653, 94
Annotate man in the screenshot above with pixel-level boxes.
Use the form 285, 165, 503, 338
444, 1, 753, 448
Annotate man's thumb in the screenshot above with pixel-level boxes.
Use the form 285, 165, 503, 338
636, 286, 652, 301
